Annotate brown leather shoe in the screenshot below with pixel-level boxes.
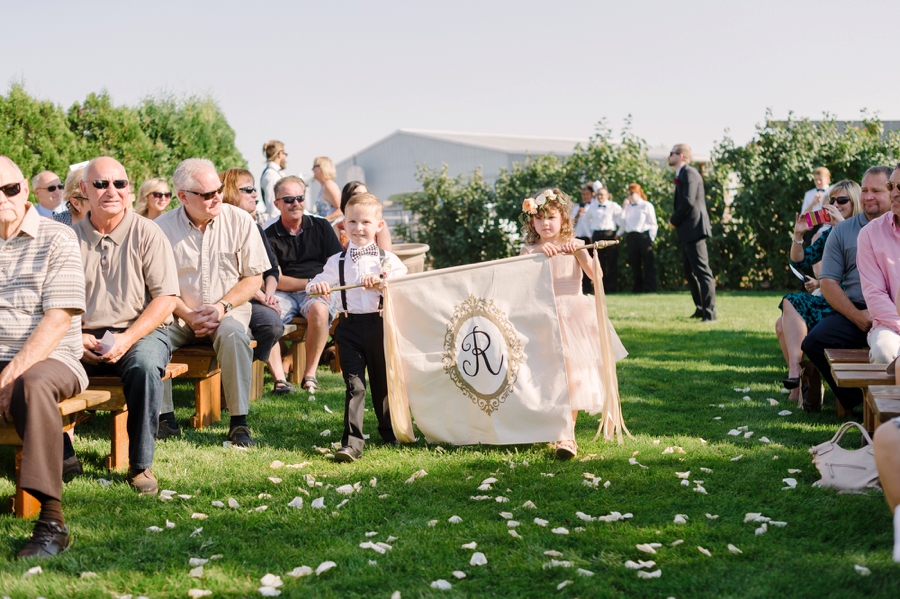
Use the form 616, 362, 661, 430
16, 519, 70, 559
127, 468, 159, 495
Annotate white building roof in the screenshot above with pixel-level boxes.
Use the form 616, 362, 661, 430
396, 129, 587, 155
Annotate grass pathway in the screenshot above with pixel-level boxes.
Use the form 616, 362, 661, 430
0, 291, 895, 597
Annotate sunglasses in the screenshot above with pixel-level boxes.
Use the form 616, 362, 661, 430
830, 196, 851, 205
40, 184, 64, 192
151, 192, 172, 200
238, 186, 256, 194
185, 186, 224, 200
277, 195, 304, 204
92, 179, 129, 190
0, 181, 23, 197
887, 182, 900, 192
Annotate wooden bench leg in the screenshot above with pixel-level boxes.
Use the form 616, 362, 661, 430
289, 341, 307, 386
190, 373, 222, 429
106, 410, 129, 471
251, 360, 265, 401
14, 446, 40, 519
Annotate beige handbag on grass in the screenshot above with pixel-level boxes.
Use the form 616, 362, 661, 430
808, 422, 880, 491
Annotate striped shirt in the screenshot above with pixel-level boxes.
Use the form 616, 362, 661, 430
0, 205, 88, 390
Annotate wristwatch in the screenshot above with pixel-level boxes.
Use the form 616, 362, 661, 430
218, 300, 233, 313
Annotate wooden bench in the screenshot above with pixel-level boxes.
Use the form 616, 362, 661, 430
87, 363, 188, 470
824, 348, 870, 364
283, 317, 342, 386
250, 323, 297, 401
865, 386, 900, 430
1, 390, 111, 518
831, 366, 894, 430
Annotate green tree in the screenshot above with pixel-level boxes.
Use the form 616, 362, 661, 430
0, 83, 78, 204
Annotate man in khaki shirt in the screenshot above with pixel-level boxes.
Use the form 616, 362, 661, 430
156, 158, 269, 447
73, 157, 179, 495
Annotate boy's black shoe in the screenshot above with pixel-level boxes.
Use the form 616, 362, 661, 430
228, 426, 255, 447
382, 439, 401, 447
334, 446, 362, 462
156, 420, 182, 440
16, 520, 70, 559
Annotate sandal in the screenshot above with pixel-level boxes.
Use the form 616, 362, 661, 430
555, 439, 578, 460
301, 376, 319, 392
273, 379, 296, 395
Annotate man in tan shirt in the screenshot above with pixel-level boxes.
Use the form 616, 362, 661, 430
0, 156, 87, 558
74, 157, 179, 495
156, 158, 270, 447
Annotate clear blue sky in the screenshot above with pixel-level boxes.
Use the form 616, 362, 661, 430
3, 0, 898, 181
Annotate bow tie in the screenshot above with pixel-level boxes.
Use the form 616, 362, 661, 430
816, 189, 825, 192
350, 244, 379, 262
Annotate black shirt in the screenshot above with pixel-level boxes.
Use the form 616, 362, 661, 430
265, 215, 343, 280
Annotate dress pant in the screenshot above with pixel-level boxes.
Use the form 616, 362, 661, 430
591, 230, 618, 294
626, 231, 656, 293
801, 309, 868, 410
680, 238, 716, 318
4, 359, 81, 502
334, 313, 395, 452
576, 236, 592, 295
82, 328, 170, 470
162, 316, 253, 417
249, 300, 284, 363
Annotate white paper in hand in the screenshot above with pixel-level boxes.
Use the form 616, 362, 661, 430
97, 330, 116, 355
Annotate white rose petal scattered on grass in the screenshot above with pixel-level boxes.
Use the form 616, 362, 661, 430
769, 521, 788, 527
603, 480, 611, 488
540, 472, 555, 477
255, 505, 269, 512
624, 560, 656, 569
543, 559, 573, 569
706, 513, 719, 519
778, 410, 792, 416
676, 471, 691, 479
146, 526, 163, 532
335, 499, 349, 509
854, 565, 871, 576
782, 478, 798, 490
507, 520, 520, 528
189, 558, 208, 567
191, 513, 208, 520
577, 568, 595, 577
430, 580, 452, 590
190, 527, 203, 538
80, 571, 98, 579
743, 396, 751, 401
745, 513, 770, 523
544, 550, 564, 557
671, 539, 684, 546
22, 565, 42, 578
211, 500, 224, 508
268, 477, 282, 485
164, 519, 175, 529
495, 496, 509, 503
636, 543, 657, 554
508, 529, 522, 538
728, 544, 743, 554
731, 455, 744, 462
637, 570, 662, 579
499, 511, 514, 519
227, 498, 240, 509
522, 500, 537, 509
376, 542, 392, 551
335, 484, 356, 495
320, 429, 331, 437
534, 517, 549, 527
159, 489, 176, 500
311, 497, 325, 509
759, 437, 771, 444
673, 514, 688, 524
556, 580, 573, 590
694, 485, 708, 495
461, 541, 477, 549
390, 592, 400, 599
270, 460, 284, 469
286, 566, 313, 578
323, 405, 333, 414
755, 523, 768, 535
188, 590, 212, 599
477, 483, 492, 491
552, 527, 569, 535
481, 477, 498, 485
714, 416, 722, 420
258, 493, 273, 500
288, 497, 304, 509
258, 587, 281, 597
470, 552, 488, 566
190, 566, 204, 578
316, 561, 336, 575
427, 519, 439, 527
452, 571, 467, 579
629, 458, 648, 469
698, 546, 712, 557
448, 515, 462, 524
769, 398, 780, 406
405, 469, 428, 483
743, 431, 754, 438
359, 541, 386, 554
365, 531, 378, 537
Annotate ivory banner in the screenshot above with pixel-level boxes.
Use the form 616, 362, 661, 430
383, 253, 572, 445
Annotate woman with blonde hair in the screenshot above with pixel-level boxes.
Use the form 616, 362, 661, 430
52, 167, 89, 227
134, 178, 172, 219
260, 140, 287, 220
312, 156, 342, 222
219, 168, 295, 394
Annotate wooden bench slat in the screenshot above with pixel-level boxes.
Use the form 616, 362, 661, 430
825, 348, 870, 363
832, 370, 894, 388
832, 363, 885, 372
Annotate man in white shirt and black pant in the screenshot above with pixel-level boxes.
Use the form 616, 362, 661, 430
800, 166, 831, 248
307, 193, 407, 462
573, 183, 598, 294
618, 184, 658, 293
588, 183, 622, 294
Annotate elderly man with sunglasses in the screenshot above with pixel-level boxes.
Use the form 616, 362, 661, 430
32, 171, 67, 218
156, 158, 270, 447
0, 156, 87, 558
856, 164, 900, 366
265, 176, 342, 392
73, 157, 179, 495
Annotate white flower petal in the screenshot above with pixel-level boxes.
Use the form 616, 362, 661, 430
731, 455, 744, 462
768, 398, 779, 406
676, 471, 690, 479
556, 580, 572, 590
320, 429, 331, 436
470, 552, 488, 566
430, 580, 452, 590
188, 591, 212, 599
461, 541, 477, 550
315, 561, 337, 575
636, 543, 657, 554
577, 568, 594, 577
452, 570, 466, 579
499, 511, 513, 519
23, 565, 42, 578
80, 571, 98, 578
673, 514, 688, 524
190, 527, 203, 538
743, 432, 754, 438
552, 527, 569, 535
637, 569, 662, 579
311, 497, 325, 509
97, 478, 112, 487
670, 539, 684, 546
854, 564, 871, 576
448, 515, 462, 524
286, 566, 313, 578
481, 477, 498, 484
258, 586, 281, 597
759, 437, 771, 444
778, 410, 792, 416
270, 460, 284, 469
228, 498, 240, 509
255, 505, 269, 512
698, 546, 712, 557
706, 513, 719, 520
146, 526, 162, 532
323, 405, 332, 414
782, 478, 797, 489
507, 520, 520, 527
189, 558, 208, 567
211, 500, 224, 508
728, 544, 742, 554
190, 566, 204, 578
575, 512, 595, 522
508, 529, 522, 538
288, 497, 304, 508
534, 517, 549, 527
694, 485, 708, 495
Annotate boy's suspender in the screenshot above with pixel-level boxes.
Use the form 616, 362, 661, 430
338, 248, 386, 315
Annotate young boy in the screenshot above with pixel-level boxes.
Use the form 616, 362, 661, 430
307, 194, 407, 462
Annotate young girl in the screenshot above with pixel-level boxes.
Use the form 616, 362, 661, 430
520, 187, 628, 459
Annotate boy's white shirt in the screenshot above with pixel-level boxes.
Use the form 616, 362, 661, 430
308, 242, 408, 314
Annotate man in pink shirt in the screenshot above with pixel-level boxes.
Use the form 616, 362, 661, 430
857, 163, 900, 363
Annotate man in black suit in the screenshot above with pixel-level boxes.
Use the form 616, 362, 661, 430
668, 144, 716, 322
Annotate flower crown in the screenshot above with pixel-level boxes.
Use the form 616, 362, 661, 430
522, 190, 558, 216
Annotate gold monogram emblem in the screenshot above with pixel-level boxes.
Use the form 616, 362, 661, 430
442, 295, 523, 415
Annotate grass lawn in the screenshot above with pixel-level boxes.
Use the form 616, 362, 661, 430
0, 291, 896, 598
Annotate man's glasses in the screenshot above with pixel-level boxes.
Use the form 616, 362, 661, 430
830, 196, 851, 205
277, 195, 304, 204
92, 179, 129, 190
0, 181, 23, 197
40, 184, 63, 192
185, 186, 224, 201
238, 186, 256, 194
151, 192, 172, 200
669, 151, 681, 156
886, 182, 900, 192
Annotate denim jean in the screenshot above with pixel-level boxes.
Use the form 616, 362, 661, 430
82, 327, 171, 470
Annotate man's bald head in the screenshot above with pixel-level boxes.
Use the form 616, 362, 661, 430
0, 156, 24, 182
83, 157, 127, 183
0, 156, 30, 234
32, 169, 63, 210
